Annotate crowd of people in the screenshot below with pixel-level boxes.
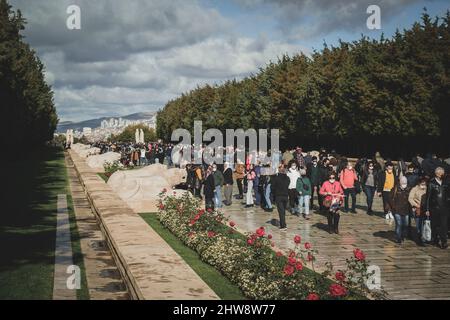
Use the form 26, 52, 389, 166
78, 139, 450, 250
182, 147, 450, 250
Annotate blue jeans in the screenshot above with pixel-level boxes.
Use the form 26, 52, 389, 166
254, 178, 261, 205
364, 185, 376, 212
140, 157, 146, 166
415, 216, 425, 236
298, 195, 311, 215
214, 186, 222, 208
265, 184, 272, 209
344, 188, 356, 212
394, 214, 410, 241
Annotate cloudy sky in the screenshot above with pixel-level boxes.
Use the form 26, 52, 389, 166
9, 0, 449, 122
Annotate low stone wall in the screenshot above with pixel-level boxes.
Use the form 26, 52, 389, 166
68, 150, 218, 300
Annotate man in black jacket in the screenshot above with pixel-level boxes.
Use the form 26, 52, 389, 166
426, 167, 450, 249
223, 162, 234, 206
271, 165, 290, 231
203, 165, 216, 211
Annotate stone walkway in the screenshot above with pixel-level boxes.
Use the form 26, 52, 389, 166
53, 194, 76, 300
222, 188, 450, 300
68, 150, 219, 300
65, 154, 129, 300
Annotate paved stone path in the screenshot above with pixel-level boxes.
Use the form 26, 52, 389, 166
65, 154, 129, 300
53, 194, 76, 300
222, 187, 450, 300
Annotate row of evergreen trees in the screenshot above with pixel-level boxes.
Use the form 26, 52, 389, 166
0, 0, 58, 149
156, 11, 450, 157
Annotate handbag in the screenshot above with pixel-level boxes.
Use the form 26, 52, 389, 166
422, 218, 432, 242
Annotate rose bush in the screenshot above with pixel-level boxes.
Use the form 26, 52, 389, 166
156, 191, 380, 300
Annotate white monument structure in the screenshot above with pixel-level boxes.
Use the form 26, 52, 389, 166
107, 164, 188, 213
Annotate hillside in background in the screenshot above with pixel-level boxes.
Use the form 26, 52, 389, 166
56, 112, 157, 132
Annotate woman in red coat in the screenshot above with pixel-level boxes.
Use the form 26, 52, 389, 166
320, 172, 344, 234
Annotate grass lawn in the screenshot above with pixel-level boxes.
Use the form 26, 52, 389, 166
0, 147, 88, 299
140, 213, 246, 300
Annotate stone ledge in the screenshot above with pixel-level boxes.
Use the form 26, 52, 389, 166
68, 150, 219, 300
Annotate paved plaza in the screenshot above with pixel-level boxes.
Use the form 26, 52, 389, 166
223, 188, 450, 300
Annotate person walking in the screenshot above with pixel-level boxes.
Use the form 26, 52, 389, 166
223, 162, 234, 206
234, 161, 245, 199
307, 156, 321, 210
425, 167, 449, 249
391, 176, 411, 244
361, 161, 378, 215
377, 162, 397, 220
203, 165, 215, 211
271, 165, 290, 231
245, 164, 256, 208
287, 161, 300, 215
320, 172, 344, 234
408, 178, 428, 246
297, 169, 312, 220
340, 162, 358, 214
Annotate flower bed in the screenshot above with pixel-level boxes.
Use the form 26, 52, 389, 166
157, 190, 381, 300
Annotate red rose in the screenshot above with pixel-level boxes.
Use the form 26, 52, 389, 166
207, 208, 213, 213
335, 272, 346, 282
256, 227, 265, 237
268, 234, 273, 239
289, 251, 296, 258
288, 257, 297, 266
295, 261, 303, 271
306, 293, 320, 300
159, 204, 165, 210
294, 235, 301, 244
271, 241, 275, 247
353, 248, 366, 261
276, 251, 283, 257
307, 252, 314, 262
173, 191, 177, 195
284, 264, 295, 276
162, 188, 167, 193
207, 231, 215, 238
194, 214, 201, 221
329, 284, 347, 297
304, 242, 311, 250
229, 221, 236, 227
188, 232, 195, 238
189, 219, 196, 226
198, 209, 205, 215
247, 239, 254, 245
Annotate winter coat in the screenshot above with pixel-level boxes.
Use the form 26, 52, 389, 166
391, 186, 411, 215
223, 167, 233, 185
271, 173, 290, 199
319, 181, 344, 204
296, 177, 312, 197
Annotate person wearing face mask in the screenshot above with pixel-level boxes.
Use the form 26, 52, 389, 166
361, 161, 378, 215
297, 169, 312, 220
391, 176, 412, 244
405, 164, 419, 188
340, 162, 358, 214
287, 160, 301, 215
320, 173, 344, 234
307, 156, 321, 210
408, 178, 429, 246
425, 167, 449, 249
377, 162, 397, 220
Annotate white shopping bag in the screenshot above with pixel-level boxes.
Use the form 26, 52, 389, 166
422, 219, 432, 242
